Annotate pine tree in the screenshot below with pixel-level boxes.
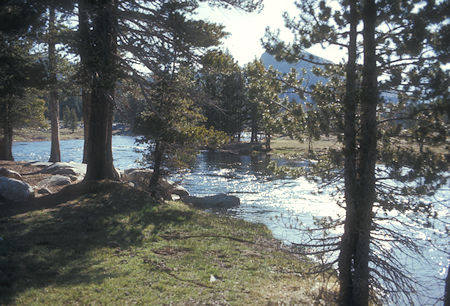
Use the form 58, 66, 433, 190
200, 51, 247, 140
76, 0, 262, 180
264, 0, 449, 304
244, 59, 283, 150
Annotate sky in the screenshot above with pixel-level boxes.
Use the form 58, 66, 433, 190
196, 0, 346, 66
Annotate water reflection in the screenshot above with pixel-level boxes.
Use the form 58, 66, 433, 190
11, 135, 449, 305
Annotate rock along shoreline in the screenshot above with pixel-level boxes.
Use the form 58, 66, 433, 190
0, 161, 240, 210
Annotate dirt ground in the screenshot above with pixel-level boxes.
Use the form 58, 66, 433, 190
0, 160, 69, 197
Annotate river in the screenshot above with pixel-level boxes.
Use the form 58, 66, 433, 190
12, 135, 449, 305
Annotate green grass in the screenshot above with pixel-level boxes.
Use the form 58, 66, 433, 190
270, 136, 341, 160
0, 182, 337, 305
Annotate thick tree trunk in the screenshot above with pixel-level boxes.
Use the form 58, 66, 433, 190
81, 88, 90, 164
0, 125, 13, 161
0, 101, 14, 161
79, 0, 91, 165
352, 0, 378, 304
338, 0, 358, 304
84, 0, 119, 181
48, 6, 61, 163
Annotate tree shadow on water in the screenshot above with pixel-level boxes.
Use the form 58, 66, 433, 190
0, 181, 194, 304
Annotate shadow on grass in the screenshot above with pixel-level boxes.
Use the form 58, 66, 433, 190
0, 181, 194, 304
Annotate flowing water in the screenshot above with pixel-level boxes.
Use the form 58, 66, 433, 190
11, 135, 449, 305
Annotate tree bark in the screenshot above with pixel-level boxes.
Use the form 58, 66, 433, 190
251, 108, 258, 143
48, 6, 61, 163
0, 104, 14, 161
265, 132, 271, 151
353, 0, 378, 304
81, 88, 90, 164
79, 0, 91, 165
84, 0, 119, 181
445, 265, 450, 306
150, 139, 164, 197
338, 0, 358, 304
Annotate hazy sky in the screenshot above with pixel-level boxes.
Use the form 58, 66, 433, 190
196, 0, 346, 65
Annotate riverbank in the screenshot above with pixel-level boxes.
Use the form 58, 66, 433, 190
0, 178, 337, 304
13, 124, 132, 142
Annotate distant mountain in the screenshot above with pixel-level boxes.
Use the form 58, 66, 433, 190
261, 52, 398, 105
260, 51, 331, 103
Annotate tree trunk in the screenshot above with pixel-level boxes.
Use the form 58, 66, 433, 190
79, 0, 91, 165
48, 6, 61, 163
353, 0, 378, 304
81, 88, 90, 164
0, 100, 14, 161
0, 123, 13, 161
84, 0, 119, 181
251, 111, 258, 143
265, 132, 271, 151
338, 0, 358, 304
150, 139, 164, 197
445, 265, 450, 306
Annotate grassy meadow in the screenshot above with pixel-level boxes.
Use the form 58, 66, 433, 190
0, 182, 337, 305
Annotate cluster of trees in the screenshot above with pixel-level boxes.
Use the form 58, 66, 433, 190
262, 0, 449, 304
1, 0, 448, 304
0, 0, 263, 177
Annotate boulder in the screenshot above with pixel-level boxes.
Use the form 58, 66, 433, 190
159, 179, 189, 197
171, 185, 189, 197
122, 169, 153, 189
0, 168, 22, 181
182, 193, 240, 210
37, 187, 52, 195
41, 162, 86, 177
0, 177, 34, 202
27, 161, 53, 168
36, 175, 72, 188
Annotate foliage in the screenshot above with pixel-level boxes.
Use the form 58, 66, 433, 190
199, 50, 247, 140
244, 59, 284, 149
63, 106, 78, 132
264, 0, 449, 304
135, 67, 229, 182
0, 33, 47, 139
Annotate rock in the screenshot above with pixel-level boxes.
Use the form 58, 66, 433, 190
172, 185, 189, 197
122, 168, 189, 199
41, 162, 86, 177
122, 169, 153, 189
182, 193, 240, 210
116, 169, 124, 179
0, 177, 34, 202
36, 175, 72, 188
0, 168, 23, 181
37, 187, 52, 195
27, 161, 53, 168
171, 194, 181, 201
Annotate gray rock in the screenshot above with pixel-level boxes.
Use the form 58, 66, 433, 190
182, 193, 240, 209
28, 161, 53, 168
171, 185, 189, 197
41, 162, 86, 177
37, 187, 52, 195
116, 169, 124, 179
123, 169, 153, 189
171, 194, 181, 201
0, 177, 34, 202
0, 168, 22, 181
37, 175, 72, 188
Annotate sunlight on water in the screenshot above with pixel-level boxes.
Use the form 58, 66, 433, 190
12, 135, 449, 305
